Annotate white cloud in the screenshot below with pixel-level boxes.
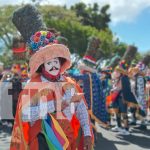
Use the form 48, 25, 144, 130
81, 0, 150, 25
0, 0, 31, 5
1, 0, 150, 24
40, 0, 81, 7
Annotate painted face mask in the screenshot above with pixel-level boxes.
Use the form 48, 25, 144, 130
44, 58, 61, 76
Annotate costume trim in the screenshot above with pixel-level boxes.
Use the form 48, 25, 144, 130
88, 74, 108, 128
108, 108, 119, 114
124, 101, 138, 108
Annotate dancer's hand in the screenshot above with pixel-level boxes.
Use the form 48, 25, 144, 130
31, 88, 51, 105
71, 93, 84, 102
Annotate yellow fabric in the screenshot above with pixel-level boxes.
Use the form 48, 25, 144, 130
50, 114, 69, 149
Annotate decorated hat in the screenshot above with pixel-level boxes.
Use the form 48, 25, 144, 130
108, 54, 121, 68
12, 4, 46, 42
128, 54, 150, 77
115, 60, 128, 75
11, 63, 29, 79
128, 62, 146, 77
12, 5, 71, 77
135, 54, 150, 76
128, 67, 139, 78
136, 62, 146, 72
28, 31, 71, 76
11, 64, 21, 75
141, 54, 150, 66
78, 36, 103, 73
12, 36, 27, 60
83, 36, 103, 66
122, 45, 137, 65
135, 62, 146, 76
12, 36, 26, 53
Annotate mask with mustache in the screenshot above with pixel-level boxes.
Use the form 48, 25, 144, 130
44, 58, 61, 76
49, 66, 59, 72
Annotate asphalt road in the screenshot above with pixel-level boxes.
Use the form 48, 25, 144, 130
0, 121, 150, 150
0, 123, 11, 150
95, 123, 150, 150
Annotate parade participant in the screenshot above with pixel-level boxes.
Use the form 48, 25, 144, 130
108, 60, 137, 135
10, 5, 93, 150
69, 36, 108, 145
70, 36, 108, 126
130, 64, 146, 128
146, 68, 150, 117
100, 67, 112, 127
8, 36, 28, 120
107, 45, 138, 133
129, 61, 149, 130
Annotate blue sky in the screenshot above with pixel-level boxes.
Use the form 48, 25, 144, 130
110, 7, 150, 53
0, 0, 150, 53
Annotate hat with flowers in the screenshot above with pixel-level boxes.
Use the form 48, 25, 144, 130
12, 4, 71, 77
115, 60, 128, 75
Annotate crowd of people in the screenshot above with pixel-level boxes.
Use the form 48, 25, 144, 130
0, 4, 150, 150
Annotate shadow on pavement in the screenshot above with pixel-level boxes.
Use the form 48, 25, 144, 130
95, 132, 129, 150
131, 127, 150, 136
116, 133, 150, 149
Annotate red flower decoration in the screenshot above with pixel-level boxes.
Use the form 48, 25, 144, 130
35, 31, 41, 37
34, 36, 40, 43
46, 32, 52, 39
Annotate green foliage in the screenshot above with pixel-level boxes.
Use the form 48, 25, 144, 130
114, 42, 127, 57
0, 51, 13, 68
71, 2, 111, 30
39, 5, 80, 22
0, 5, 18, 49
39, 4, 114, 56
0, 3, 142, 68
46, 17, 115, 57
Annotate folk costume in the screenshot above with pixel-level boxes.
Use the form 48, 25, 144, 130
129, 60, 149, 129
107, 45, 138, 115
69, 36, 108, 127
10, 5, 93, 150
108, 61, 136, 134
100, 67, 112, 126
146, 69, 150, 112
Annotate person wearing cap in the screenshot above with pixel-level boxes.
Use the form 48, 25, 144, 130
10, 5, 93, 150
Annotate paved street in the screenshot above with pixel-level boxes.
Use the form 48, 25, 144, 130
0, 124, 11, 150
0, 121, 150, 150
95, 123, 150, 150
